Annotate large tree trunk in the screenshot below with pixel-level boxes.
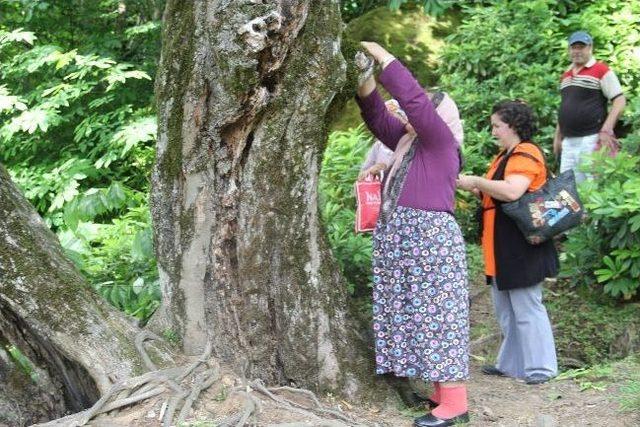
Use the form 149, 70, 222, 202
0, 164, 172, 424
151, 0, 370, 395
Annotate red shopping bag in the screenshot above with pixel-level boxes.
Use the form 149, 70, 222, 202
355, 178, 382, 233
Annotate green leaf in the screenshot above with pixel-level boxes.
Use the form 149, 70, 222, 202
131, 228, 154, 261
629, 215, 640, 233
44, 49, 78, 70
0, 85, 28, 112
602, 256, 616, 271
12, 108, 54, 133
594, 269, 614, 283
0, 28, 37, 46
132, 277, 145, 295
106, 182, 127, 209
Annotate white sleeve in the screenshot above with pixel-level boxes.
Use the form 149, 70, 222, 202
601, 70, 623, 100
360, 142, 379, 171
361, 141, 394, 171
375, 143, 394, 167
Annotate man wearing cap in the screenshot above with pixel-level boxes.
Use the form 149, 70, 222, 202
553, 30, 626, 183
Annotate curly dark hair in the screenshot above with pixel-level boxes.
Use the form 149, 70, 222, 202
492, 100, 538, 141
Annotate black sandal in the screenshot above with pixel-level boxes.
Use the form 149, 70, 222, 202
414, 412, 470, 427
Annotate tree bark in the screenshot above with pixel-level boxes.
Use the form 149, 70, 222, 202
151, 0, 370, 396
0, 164, 173, 421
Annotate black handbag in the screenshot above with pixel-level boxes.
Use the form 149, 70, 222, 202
501, 168, 585, 244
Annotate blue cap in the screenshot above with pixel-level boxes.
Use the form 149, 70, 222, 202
568, 31, 593, 45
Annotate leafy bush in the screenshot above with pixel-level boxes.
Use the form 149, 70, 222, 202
561, 136, 640, 300
559, 0, 640, 300
320, 126, 374, 296
0, 1, 161, 321
436, 0, 640, 259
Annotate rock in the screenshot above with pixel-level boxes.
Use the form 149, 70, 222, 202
535, 414, 557, 427
481, 405, 497, 421
609, 325, 640, 359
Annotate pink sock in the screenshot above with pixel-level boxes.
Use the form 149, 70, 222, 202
431, 385, 468, 419
428, 382, 441, 404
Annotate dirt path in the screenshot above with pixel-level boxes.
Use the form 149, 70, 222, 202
465, 363, 629, 426
85, 358, 636, 427
79, 280, 638, 427
451, 281, 638, 427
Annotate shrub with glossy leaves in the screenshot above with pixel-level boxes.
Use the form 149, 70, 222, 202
319, 126, 374, 296
562, 134, 640, 300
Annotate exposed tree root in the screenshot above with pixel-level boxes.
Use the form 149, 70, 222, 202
33, 332, 374, 427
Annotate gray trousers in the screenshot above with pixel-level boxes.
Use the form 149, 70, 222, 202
491, 280, 558, 379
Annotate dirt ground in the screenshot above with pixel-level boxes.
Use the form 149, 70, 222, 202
79, 280, 640, 427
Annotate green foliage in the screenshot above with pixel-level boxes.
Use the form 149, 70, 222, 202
464, 243, 485, 286
58, 201, 160, 322
341, 0, 388, 22
437, 0, 640, 251
620, 370, 640, 412
344, 6, 456, 87
547, 285, 640, 365
555, 363, 612, 391
438, 0, 566, 173
562, 142, 640, 299
0, 0, 162, 321
319, 126, 374, 296
388, 0, 456, 16
334, 5, 458, 131
341, 0, 455, 22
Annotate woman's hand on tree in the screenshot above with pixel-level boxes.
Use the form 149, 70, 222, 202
360, 41, 394, 67
355, 51, 375, 87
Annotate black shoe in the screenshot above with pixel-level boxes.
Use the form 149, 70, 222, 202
525, 374, 551, 385
481, 365, 504, 376
414, 412, 470, 427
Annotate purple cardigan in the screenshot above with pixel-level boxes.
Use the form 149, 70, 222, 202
355, 60, 460, 213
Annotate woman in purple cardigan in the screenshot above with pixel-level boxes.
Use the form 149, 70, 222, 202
356, 42, 469, 427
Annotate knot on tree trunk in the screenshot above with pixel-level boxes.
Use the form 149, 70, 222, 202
238, 11, 283, 52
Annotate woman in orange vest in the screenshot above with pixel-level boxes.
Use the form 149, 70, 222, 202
457, 100, 558, 385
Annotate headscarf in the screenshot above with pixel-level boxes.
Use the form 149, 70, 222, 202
434, 93, 464, 147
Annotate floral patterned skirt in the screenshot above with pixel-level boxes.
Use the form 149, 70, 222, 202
372, 206, 470, 382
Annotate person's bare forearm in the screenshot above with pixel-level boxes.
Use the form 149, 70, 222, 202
601, 95, 626, 132
357, 74, 376, 99
458, 175, 530, 202
553, 124, 563, 156
473, 177, 525, 202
